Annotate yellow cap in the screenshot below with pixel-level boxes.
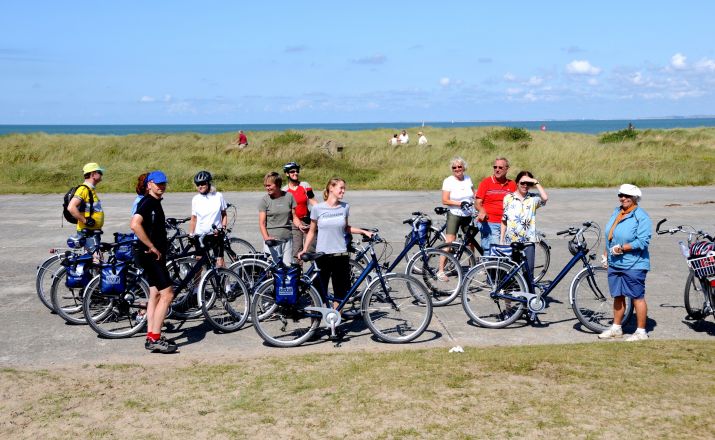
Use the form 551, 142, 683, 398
82, 162, 105, 174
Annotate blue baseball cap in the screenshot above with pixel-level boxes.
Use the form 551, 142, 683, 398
147, 170, 168, 184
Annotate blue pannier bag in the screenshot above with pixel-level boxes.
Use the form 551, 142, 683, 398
412, 218, 431, 246
65, 254, 93, 288
273, 265, 301, 305
101, 262, 127, 295
114, 232, 136, 262
489, 244, 513, 259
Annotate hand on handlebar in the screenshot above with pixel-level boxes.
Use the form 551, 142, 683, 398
460, 201, 471, 210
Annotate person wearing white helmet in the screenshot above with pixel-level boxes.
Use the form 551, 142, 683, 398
599, 183, 653, 342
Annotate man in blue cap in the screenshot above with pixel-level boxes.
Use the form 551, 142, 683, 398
130, 170, 177, 353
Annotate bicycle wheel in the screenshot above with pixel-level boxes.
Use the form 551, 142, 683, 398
436, 242, 479, 272
404, 225, 446, 263
50, 267, 89, 325
251, 280, 322, 347
363, 273, 433, 343
229, 258, 271, 292
461, 260, 527, 328
36, 254, 63, 311
405, 248, 462, 306
570, 266, 633, 333
83, 273, 150, 338
684, 272, 708, 320
200, 268, 250, 332
166, 256, 204, 320
533, 240, 551, 283
225, 237, 257, 264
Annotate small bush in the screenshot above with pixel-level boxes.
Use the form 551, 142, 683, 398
491, 127, 532, 142
271, 130, 305, 146
599, 129, 637, 144
479, 136, 497, 151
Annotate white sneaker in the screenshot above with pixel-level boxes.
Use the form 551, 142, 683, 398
598, 327, 623, 339
436, 271, 449, 282
625, 332, 648, 342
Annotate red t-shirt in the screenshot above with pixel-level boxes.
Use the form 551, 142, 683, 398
475, 176, 516, 223
283, 182, 313, 219
238, 133, 248, 144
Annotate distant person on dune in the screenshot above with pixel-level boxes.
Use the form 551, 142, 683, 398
388, 134, 399, 146
418, 131, 428, 145
236, 130, 248, 149
398, 129, 409, 144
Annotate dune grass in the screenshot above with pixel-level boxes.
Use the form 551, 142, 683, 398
1, 340, 713, 439
1, 126, 713, 194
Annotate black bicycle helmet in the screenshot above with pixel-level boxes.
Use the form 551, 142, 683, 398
193, 170, 212, 185
283, 162, 300, 173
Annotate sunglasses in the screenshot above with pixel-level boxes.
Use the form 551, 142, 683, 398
452, 166, 464, 170
617, 193, 631, 198
519, 181, 534, 187
287, 170, 299, 174
196, 182, 209, 187
493, 165, 507, 170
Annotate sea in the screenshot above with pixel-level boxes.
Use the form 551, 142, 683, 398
2, 117, 715, 136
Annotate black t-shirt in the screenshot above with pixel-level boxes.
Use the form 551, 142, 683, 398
134, 195, 168, 253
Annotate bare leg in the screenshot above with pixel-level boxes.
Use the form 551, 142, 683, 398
149, 286, 174, 335
633, 297, 647, 329
613, 296, 626, 326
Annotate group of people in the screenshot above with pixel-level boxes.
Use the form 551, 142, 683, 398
67, 152, 653, 353
388, 129, 428, 146
440, 156, 652, 342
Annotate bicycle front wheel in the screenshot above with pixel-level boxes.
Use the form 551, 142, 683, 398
50, 267, 88, 325
83, 274, 150, 338
225, 237, 257, 264
36, 254, 63, 311
570, 266, 633, 333
251, 280, 322, 347
362, 274, 433, 343
200, 268, 250, 332
461, 260, 527, 328
405, 248, 462, 306
684, 271, 708, 320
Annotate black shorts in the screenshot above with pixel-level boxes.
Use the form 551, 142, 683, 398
138, 253, 173, 291
316, 254, 351, 301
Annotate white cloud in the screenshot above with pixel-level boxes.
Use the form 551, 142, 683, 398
506, 87, 522, 95
630, 72, 644, 85
588, 78, 599, 86
670, 53, 687, 70
503, 72, 517, 82
140, 96, 155, 103
566, 60, 601, 75
439, 77, 451, 86
526, 76, 543, 86
163, 94, 172, 102
695, 58, 715, 72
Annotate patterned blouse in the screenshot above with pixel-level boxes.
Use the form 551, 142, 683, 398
501, 192, 546, 243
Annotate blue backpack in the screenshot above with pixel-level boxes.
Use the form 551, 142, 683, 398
273, 265, 301, 305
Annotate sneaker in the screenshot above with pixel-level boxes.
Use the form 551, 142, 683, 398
147, 336, 178, 353
598, 327, 623, 339
436, 271, 449, 282
625, 332, 648, 342
342, 309, 361, 320
144, 338, 153, 350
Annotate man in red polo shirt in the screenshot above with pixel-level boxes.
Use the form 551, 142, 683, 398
282, 161, 317, 262
475, 156, 516, 254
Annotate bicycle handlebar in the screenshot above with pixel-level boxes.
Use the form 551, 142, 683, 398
655, 219, 714, 240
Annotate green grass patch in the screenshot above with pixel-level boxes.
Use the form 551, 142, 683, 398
0, 126, 713, 193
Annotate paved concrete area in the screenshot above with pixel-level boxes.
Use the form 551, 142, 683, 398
2, 187, 714, 367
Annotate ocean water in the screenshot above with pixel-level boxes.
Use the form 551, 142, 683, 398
1, 118, 715, 136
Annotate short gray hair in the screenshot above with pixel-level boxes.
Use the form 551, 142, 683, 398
450, 156, 467, 170
494, 156, 510, 167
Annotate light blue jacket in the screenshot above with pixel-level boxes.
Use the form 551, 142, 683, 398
604, 206, 652, 270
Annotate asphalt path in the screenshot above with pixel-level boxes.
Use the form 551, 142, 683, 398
2, 187, 714, 367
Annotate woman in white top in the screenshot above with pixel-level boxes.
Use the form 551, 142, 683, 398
188, 170, 228, 266
439, 157, 474, 278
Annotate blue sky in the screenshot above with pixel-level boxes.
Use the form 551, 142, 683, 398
2, 1, 714, 124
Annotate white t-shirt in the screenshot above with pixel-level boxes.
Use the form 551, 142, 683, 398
398, 133, 409, 144
192, 191, 228, 234
441, 175, 474, 216
418, 135, 428, 145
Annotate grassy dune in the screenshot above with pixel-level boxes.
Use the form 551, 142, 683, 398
1, 126, 713, 193
2, 341, 714, 439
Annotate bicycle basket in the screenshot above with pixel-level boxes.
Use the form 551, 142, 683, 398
100, 262, 127, 295
411, 217, 431, 246
687, 253, 715, 278
114, 232, 136, 262
273, 265, 301, 305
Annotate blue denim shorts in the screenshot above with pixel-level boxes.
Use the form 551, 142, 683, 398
607, 268, 647, 299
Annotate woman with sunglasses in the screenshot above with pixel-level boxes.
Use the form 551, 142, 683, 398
500, 171, 548, 276
188, 170, 228, 267
439, 157, 474, 280
598, 184, 652, 342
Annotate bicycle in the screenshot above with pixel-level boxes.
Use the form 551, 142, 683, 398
656, 219, 715, 321
165, 229, 251, 332
222, 202, 258, 263
82, 237, 151, 338
461, 221, 633, 333
350, 213, 464, 306
36, 246, 83, 311
251, 231, 433, 347
435, 203, 551, 283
